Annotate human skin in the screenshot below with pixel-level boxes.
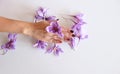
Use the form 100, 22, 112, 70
0, 16, 73, 43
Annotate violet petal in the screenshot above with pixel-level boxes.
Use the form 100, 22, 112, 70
33, 40, 47, 49
68, 38, 75, 49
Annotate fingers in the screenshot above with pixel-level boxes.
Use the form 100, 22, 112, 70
35, 32, 62, 43
51, 38, 62, 43
47, 33, 62, 43
45, 37, 62, 43
53, 35, 62, 43
63, 29, 76, 41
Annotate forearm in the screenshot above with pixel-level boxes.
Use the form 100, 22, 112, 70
0, 16, 31, 33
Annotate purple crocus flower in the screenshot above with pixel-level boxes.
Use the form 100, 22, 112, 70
1, 33, 17, 50
34, 7, 57, 22
33, 40, 48, 49
68, 14, 87, 49
34, 7, 47, 22
46, 22, 63, 37
46, 44, 63, 56
71, 13, 86, 36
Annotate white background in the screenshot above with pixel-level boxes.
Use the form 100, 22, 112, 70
0, 0, 120, 74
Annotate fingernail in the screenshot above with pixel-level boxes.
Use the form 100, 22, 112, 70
56, 40, 62, 43
72, 34, 75, 37
70, 30, 74, 33
56, 19, 59, 21
66, 38, 70, 41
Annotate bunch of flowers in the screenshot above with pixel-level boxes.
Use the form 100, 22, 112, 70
0, 7, 87, 55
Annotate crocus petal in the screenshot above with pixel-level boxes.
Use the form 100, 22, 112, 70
37, 7, 47, 17
37, 11, 44, 17
72, 13, 84, 23
1, 45, 6, 49
74, 14, 83, 19
46, 47, 53, 53
53, 45, 63, 56
33, 40, 48, 49
68, 38, 75, 49
54, 47, 63, 56
35, 15, 44, 20
79, 35, 88, 39
50, 22, 59, 27
71, 24, 81, 35
71, 13, 86, 26
54, 49, 59, 56
8, 33, 17, 40
46, 26, 53, 32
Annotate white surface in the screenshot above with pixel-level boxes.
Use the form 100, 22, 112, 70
0, 0, 120, 74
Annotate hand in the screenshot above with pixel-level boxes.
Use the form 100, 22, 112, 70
23, 21, 74, 43
23, 21, 62, 43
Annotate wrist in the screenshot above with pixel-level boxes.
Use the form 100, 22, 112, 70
22, 23, 34, 36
